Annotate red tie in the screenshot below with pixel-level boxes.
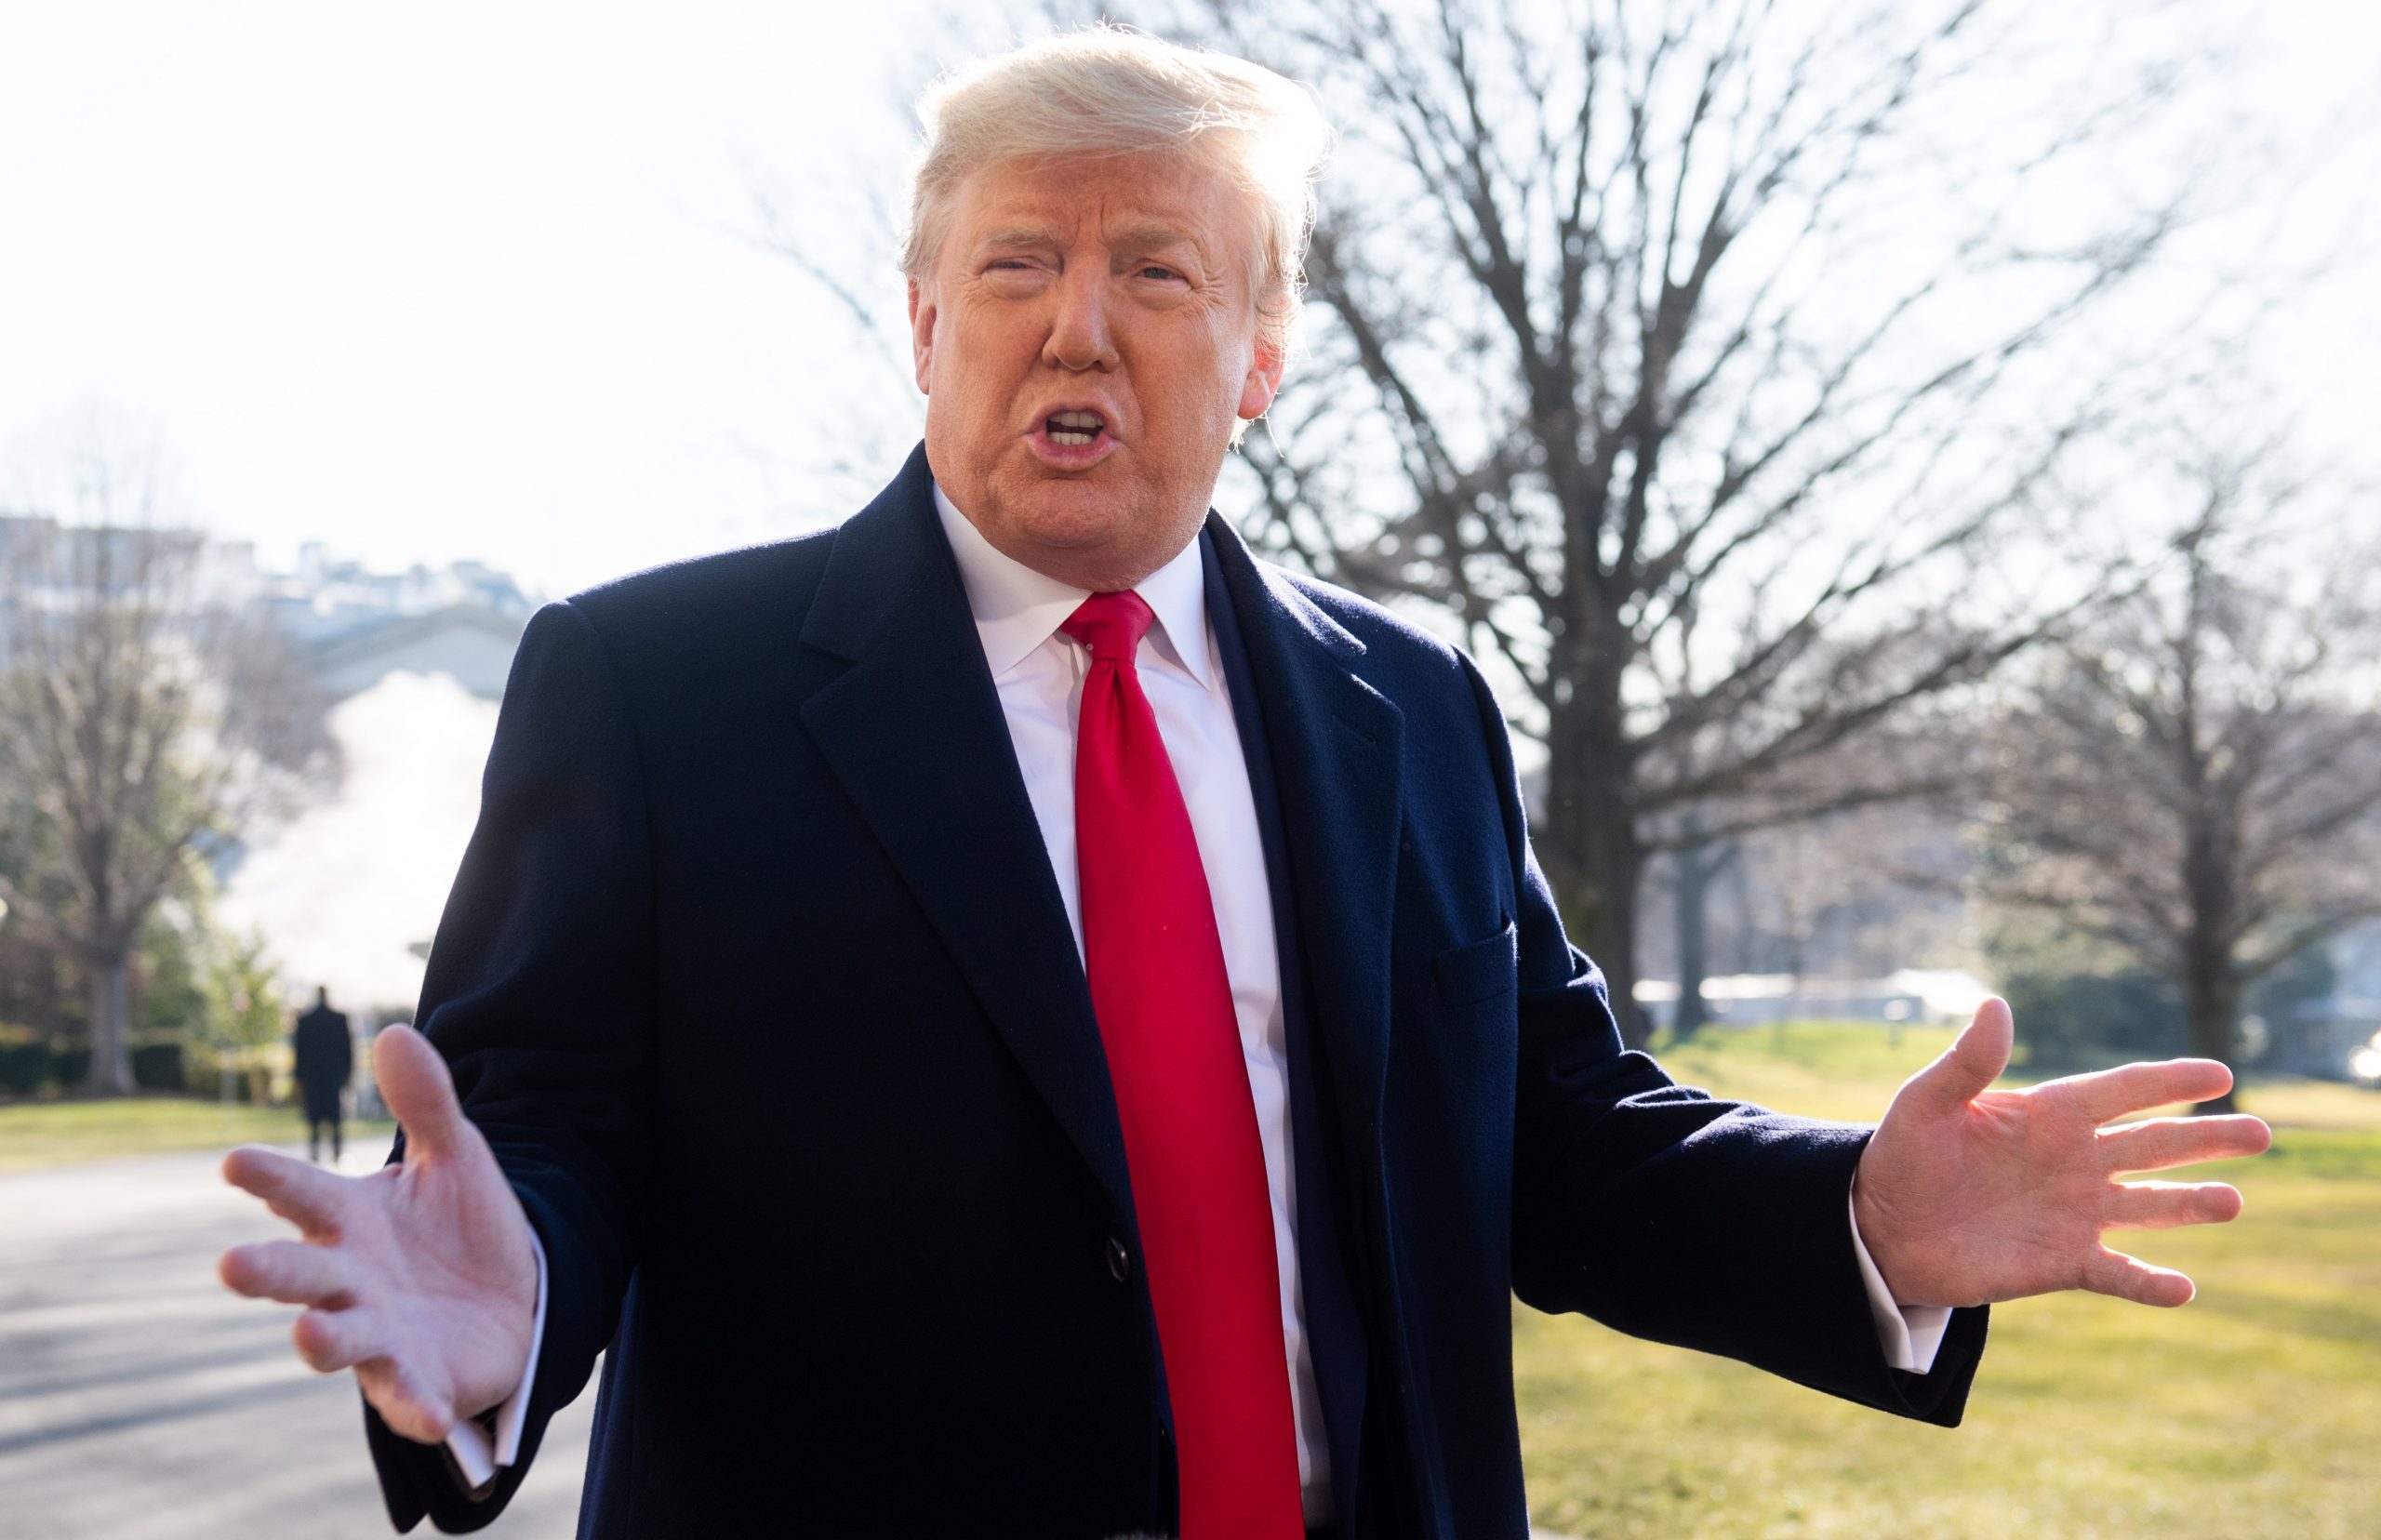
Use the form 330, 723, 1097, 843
1062, 591, 1304, 1539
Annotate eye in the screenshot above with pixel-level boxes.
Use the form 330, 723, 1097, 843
981, 259, 1052, 292
1137, 264, 1185, 283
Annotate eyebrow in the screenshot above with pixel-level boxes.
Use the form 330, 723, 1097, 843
966, 218, 1221, 281
970, 220, 1206, 255
972, 225, 1063, 252
1108, 219, 1203, 254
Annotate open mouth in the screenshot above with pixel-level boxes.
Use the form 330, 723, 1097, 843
1044, 408, 1109, 448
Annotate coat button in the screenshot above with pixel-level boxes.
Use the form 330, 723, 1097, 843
1106, 1236, 1132, 1281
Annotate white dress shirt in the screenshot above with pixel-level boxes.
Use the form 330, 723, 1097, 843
936, 485, 1335, 1518
458, 486, 1949, 1504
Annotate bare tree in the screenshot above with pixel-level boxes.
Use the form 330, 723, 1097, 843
1975, 456, 2381, 1113
0, 429, 332, 1095
1647, 697, 1976, 1037
1661, 810, 1738, 1038
1093, 0, 2248, 1039
201, 926, 289, 1108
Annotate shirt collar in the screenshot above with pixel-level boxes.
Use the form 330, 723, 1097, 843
932, 480, 1217, 690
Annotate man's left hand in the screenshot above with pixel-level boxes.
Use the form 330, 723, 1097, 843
1853, 996, 2271, 1309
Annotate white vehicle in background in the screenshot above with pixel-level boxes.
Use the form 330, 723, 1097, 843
2350, 1033, 2381, 1089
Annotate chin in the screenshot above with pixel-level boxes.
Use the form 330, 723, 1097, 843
1010, 477, 1127, 531
1001, 468, 1162, 537
975, 463, 1208, 586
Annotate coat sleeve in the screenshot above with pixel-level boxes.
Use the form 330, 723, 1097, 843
365, 599, 658, 1533
1461, 657, 1989, 1426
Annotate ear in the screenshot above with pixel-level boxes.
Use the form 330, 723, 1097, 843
907, 277, 935, 394
1238, 331, 1287, 421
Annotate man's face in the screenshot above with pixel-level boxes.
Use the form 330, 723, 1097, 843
910, 153, 1285, 591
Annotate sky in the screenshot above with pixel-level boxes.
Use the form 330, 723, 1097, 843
1, 1, 2376, 601
0, 0, 960, 595
6, 1, 2374, 1002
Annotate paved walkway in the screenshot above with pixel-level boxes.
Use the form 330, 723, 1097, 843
0, 1147, 589, 1539
3, 1147, 1585, 1539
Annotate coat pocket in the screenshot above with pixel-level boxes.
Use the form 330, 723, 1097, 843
1432, 919, 1518, 1007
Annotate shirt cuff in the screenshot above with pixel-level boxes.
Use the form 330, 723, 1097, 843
1847, 1186, 1951, 1374
443, 1225, 548, 1490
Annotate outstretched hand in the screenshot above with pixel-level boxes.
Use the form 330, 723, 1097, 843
1853, 997, 2271, 1310
218, 1024, 539, 1444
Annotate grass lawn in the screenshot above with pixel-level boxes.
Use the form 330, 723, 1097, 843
7, 1026, 2368, 1533
0, 1095, 394, 1175
1515, 1022, 2381, 1539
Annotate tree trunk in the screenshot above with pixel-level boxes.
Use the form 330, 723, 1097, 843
2182, 965, 2241, 1115
83, 949, 134, 1096
1669, 828, 1724, 1043
1541, 703, 1649, 1047
1670, 875, 1709, 1042
2179, 761, 2241, 1113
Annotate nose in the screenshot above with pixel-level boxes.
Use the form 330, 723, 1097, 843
1042, 265, 1117, 372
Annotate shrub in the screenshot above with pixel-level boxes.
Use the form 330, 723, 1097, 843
2002, 967, 2187, 1069
0, 1040, 48, 1095
131, 1042, 184, 1090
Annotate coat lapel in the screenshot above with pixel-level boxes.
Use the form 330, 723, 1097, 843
796, 449, 1137, 1230
1203, 515, 1405, 1217
791, 460, 1404, 1282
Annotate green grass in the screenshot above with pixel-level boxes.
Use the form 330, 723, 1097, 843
1517, 1021, 2381, 1539
0, 1095, 394, 1174
8, 1026, 2370, 1533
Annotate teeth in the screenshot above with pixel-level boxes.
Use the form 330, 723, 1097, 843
1045, 409, 1104, 448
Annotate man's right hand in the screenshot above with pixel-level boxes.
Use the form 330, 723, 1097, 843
219, 1023, 539, 1445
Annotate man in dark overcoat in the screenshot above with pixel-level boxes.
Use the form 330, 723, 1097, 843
217, 31, 2273, 1539
292, 986, 353, 1165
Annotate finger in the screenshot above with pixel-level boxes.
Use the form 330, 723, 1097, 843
357, 1356, 457, 1443
292, 1305, 389, 1374
219, 1240, 349, 1306
374, 1023, 472, 1160
222, 1146, 350, 1235
2064, 1058, 2237, 1123
1905, 996, 2014, 1111
2105, 1179, 2245, 1231
2080, 1245, 2196, 1307
2097, 1114, 2272, 1175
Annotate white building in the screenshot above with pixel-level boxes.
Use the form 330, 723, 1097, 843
308, 604, 526, 702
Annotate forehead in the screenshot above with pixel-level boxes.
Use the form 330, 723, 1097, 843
943, 153, 1252, 259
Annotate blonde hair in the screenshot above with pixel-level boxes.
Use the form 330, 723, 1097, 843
900, 26, 1333, 354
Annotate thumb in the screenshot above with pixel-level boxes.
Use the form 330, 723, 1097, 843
1907, 996, 2015, 1112
374, 1024, 472, 1159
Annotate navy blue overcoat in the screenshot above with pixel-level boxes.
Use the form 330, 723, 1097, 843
367, 446, 1986, 1537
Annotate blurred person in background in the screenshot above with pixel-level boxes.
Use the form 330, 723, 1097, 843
291, 985, 352, 1166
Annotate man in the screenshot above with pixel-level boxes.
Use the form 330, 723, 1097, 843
218, 30, 2269, 1539
291, 985, 352, 1166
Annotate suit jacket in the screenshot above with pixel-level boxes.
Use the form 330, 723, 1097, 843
368, 445, 1987, 1538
